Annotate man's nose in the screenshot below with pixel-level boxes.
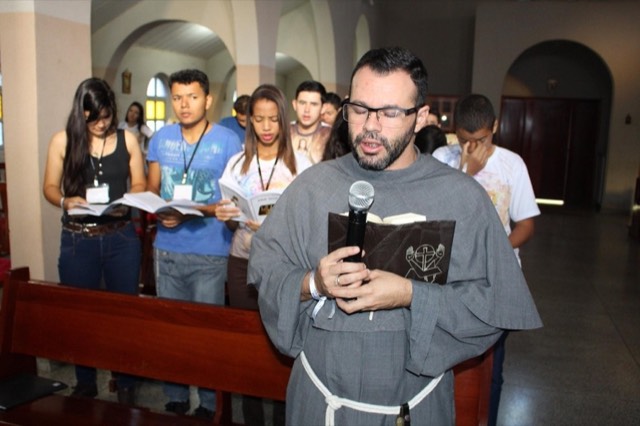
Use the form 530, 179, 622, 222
363, 110, 381, 131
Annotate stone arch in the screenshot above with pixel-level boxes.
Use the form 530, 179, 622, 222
274, 53, 312, 120
354, 15, 370, 68
473, 3, 640, 211
276, 0, 335, 87
92, 1, 237, 81
504, 39, 612, 100
500, 39, 613, 209
219, 66, 239, 119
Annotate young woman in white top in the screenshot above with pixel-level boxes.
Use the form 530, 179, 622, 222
217, 84, 312, 309
215, 83, 311, 426
118, 101, 154, 155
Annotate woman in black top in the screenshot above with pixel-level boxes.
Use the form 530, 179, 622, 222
42, 78, 145, 404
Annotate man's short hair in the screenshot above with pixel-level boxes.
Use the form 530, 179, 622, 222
169, 69, 210, 95
233, 95, 250, 115
350, 47, 428, 107
295, 80, 327, 102
415, 125, 447, 154
324, 92, 342, 109
454, 94, 496, 133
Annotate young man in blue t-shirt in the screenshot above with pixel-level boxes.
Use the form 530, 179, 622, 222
146, 69, 242, 420
219, 94, 249, 143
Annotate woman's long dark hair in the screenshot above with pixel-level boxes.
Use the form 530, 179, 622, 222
127, 101, 145, 132
322, 113, 350, 161
236, 84, 297, 176
62, 78, 117, 197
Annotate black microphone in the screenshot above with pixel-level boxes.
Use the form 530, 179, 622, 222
345, 180, 375, 262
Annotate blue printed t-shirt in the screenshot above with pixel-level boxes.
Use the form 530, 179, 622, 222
219, 116, 246, 143
147, 123, 242, 256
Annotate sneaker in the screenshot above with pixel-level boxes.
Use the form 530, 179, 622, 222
193, 405, 215, 420
70, 382, 98, 398
165, 400, 190, 415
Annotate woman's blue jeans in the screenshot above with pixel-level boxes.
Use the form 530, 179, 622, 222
58, 221, 141, 390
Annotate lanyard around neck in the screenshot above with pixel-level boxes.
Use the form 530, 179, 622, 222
181, 120, 208, 184
256, 154, 278, 192
90, 136, 107, 187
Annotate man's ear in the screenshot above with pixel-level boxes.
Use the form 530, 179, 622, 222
292, 99, 298, 113
414, 104, 430, 133
205, 94, 214, 111
492, 119, 498, 134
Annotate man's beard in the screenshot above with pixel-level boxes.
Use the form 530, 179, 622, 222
349, 126, 415, 171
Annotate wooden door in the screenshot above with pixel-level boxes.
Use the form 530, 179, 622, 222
499, 97, 599, 209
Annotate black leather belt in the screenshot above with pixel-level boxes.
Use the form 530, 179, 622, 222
62, 221, 129, 237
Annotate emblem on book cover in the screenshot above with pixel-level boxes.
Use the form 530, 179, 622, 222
405, 243, 445, 283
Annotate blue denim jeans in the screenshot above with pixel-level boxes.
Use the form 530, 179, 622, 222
155, 249, 227, 411
58, 221, 141, 389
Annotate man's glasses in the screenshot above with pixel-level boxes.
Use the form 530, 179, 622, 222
342, 102, 421, 128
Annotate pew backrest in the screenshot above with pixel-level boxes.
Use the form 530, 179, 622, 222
0, 267, 491, 425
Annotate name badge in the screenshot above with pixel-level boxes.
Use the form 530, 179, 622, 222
86, 184, 110, 204
173, 184, 193, 201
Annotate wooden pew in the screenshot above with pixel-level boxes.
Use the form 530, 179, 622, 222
0, 267, 492, 425
0, 267, 291, 425
453, 349, 493, 426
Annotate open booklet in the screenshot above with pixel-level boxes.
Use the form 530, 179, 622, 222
366, 212, 427, 225
218, 178, 282, 224
328, 212, 456, 284
67, 191, 204, 217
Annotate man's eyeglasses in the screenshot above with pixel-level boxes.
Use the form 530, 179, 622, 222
342, 102, 421, 128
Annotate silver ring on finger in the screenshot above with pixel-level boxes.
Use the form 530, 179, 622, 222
335, 275, 340, 286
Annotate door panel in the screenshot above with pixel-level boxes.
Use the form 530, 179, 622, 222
499, 97, 599, 208
566, 101, 599, 207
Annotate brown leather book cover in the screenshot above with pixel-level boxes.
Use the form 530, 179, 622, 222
328, 212, 455, 284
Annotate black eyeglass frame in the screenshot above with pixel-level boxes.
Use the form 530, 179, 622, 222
341, 101, 423, 125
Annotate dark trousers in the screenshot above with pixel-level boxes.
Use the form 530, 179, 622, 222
488, 331, 508, 426
227, 255, 285, 425
227, 255, 259, 309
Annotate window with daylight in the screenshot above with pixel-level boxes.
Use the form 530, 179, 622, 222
146, 76, 168, 132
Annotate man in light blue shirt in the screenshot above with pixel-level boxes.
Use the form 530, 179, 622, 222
219, 94, 250, 143
146, 69, 242, 420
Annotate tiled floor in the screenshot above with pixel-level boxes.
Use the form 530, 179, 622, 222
39, 359, 252, 423
40, 209, 640, 425
499, 209, 640, 425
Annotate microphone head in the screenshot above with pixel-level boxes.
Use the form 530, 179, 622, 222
348, 180, 375, 212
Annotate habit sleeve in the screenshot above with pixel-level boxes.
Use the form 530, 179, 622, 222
249, 155, 542, 376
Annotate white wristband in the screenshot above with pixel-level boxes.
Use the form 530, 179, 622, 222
309, 270, 323, 301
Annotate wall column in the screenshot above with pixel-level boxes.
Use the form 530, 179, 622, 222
0, 0, 91, 280
232, 0, 279, 92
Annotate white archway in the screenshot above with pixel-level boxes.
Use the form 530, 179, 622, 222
473, 2, 640, 211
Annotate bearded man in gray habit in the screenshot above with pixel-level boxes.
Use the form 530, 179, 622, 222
248, 46, 542, 425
